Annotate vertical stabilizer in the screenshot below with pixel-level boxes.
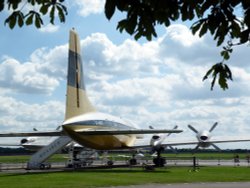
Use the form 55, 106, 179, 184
65, 29, 96, 120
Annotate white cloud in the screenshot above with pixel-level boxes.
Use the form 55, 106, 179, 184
0, 95, 64, 132
72, 0, 105, 17
39, 24, 60, 33
0, 57, 59, 94
165, 24, 203, 47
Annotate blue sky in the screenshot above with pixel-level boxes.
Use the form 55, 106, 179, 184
1, 1, 250, 149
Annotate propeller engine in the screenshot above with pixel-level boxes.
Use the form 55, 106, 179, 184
150, 125, 178, 153
20, 137, 37, 145
188, 122, 220, 151
149, 125, 178, 166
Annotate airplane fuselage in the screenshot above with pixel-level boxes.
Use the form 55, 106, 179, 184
62, 112, 137, 150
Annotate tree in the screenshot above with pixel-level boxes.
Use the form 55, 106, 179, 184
1, 0, 67, 29
1, 0, 250, 90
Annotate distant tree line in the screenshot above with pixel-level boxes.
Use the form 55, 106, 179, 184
0, 147, 33, 155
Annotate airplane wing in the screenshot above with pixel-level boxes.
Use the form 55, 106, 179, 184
159, 138, 250, 147
0, 131, 64, 137
0, 143, 22, 146
0, 128, 182, 137
130, 138, 250, 149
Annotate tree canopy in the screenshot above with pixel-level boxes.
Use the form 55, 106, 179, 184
1, 0, 250, 90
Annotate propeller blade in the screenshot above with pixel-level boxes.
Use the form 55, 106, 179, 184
211, 143, 221, 151
167, 125, 178, 136
149, 126, 154, 129
194, 145, 199, 150
169, 146, 177, 154
209, 122, 218, 132
188, 124, 199, 133
56, 126, 61, 130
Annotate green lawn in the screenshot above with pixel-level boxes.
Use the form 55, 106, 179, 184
1, 167, 250, 188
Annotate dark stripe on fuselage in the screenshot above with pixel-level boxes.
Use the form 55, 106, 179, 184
64, 120, 134, 130
67, 50, 85, 90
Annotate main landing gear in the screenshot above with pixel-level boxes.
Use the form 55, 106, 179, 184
152, 148, 166, 167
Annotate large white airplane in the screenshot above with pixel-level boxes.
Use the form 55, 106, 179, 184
0, 29, 182, 166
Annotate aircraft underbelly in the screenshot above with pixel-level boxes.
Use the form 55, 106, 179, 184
63, 126, 136, 150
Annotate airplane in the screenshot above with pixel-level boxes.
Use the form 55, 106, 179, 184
155, 122, 250, 153
0, 127, 61, 151
0, 29, 183, 167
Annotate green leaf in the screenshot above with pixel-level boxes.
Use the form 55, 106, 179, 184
203, 65, 215, 81
50, 6, 55, 24
8, 0, 21, 10
17, 12, 24, 27
25, 13, 34, 25
40, 4, 49, 15
244, 8, 250, 27
203, 63, 233, 90
191, 20, 203, 35
240, 29, 250, 43
218, 73, 228, 90
117, 19, 128, 33
220, 50, 230, 60
9, 16, 16, 29
0, 0, 4, 11
199, 22, 208, 37
60, 4, 68, 15
125, 13, 137, 35
116, 0, 126, 11
57, 6, 66, 23
105, 0, 116, 20
34, 13, 43, 28
5, 12, 19, 29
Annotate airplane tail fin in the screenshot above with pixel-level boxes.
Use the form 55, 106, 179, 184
64, 29, 96, 120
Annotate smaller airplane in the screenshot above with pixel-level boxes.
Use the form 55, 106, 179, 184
158, 122, 250, 152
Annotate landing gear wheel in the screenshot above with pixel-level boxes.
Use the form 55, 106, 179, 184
46, 164, 51, 169
129, 158, 137, 165
153, 157, 166, 167
39, 164, 45, 170
107, 160, 113, 166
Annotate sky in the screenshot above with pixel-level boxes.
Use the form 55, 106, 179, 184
1, 1, 250, 149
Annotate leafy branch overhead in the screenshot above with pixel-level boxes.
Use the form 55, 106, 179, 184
1, 1, 250, 90
105, 0, 250, 90
3, 0, 67, 29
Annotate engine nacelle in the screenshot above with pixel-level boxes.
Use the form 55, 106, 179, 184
150, 134, 165, 152
20, 137, 37, 145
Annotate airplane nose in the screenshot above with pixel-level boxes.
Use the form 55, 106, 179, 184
200, 136, 208, 141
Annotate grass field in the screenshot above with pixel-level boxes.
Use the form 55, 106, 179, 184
1, 166, 250, 188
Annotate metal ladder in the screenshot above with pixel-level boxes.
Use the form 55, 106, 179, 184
27, 136, 72, 169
